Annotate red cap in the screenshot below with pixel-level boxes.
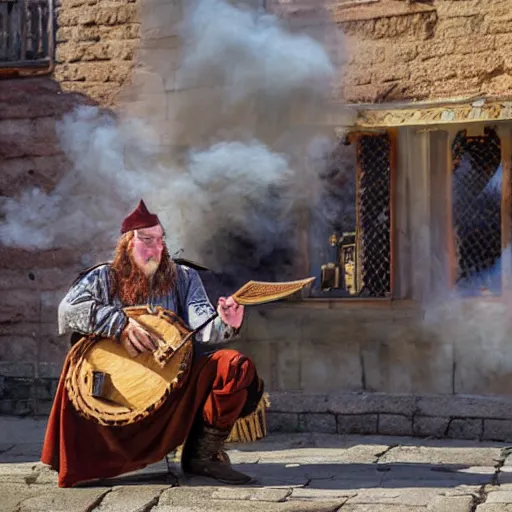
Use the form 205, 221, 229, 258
121, 200, 160, 234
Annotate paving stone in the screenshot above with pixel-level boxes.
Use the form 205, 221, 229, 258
379, 464, 494, 486
426, 495, 474, 511
0, 483, 47, 512
344, 487, 444, 506
476, 505, 512, 512
0, 462, 38, 484
92, 485, 168, 511
485, 490, 512, 503
0, 442, 43, 463
340, 507, 425, 512
379, 445, 502, 466
290, 487, 355, 500
17, 487, 110, 512
154, 499, 345, 511
211, 487, 291, 502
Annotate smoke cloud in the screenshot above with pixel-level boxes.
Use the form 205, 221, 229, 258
0, 0, 340, 289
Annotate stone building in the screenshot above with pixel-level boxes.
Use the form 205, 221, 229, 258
2, 0, 512, 441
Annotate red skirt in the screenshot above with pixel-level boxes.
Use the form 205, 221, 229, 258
41, 348, 256, 487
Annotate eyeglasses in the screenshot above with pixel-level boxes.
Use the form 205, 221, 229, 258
135, 234, 165, 247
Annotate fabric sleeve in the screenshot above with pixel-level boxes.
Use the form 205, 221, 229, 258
58, 265, 128, 340
182, 267, 240, 345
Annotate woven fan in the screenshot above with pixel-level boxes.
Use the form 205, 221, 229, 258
232, 277, 316, 305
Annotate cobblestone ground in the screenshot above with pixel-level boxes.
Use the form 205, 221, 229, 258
2, 417, 512, 511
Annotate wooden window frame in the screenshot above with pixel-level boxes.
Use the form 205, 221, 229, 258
446, 124, 512, 296
0, 0, 55, 77
303, 128, 397, 303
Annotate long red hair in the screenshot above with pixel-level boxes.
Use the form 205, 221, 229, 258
110, 232, 177, 305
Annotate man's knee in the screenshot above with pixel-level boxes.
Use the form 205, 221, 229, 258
212, 349, 257, 387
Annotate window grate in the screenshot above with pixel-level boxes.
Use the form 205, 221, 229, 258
451, 127, 502, 294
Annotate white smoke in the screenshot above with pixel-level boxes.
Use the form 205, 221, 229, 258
0, 0, 339, 284
179, 0, 334, 100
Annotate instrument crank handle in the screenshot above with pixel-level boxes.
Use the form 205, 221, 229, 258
172, 312, 219, 354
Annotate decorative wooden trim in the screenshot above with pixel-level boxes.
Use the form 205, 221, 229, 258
500, 127, 512, 250
498, 126, 512, 290
446, 127, 457, 288
388, 128, 397, 298
355, 133, 363, 293
355, 100, 512, 129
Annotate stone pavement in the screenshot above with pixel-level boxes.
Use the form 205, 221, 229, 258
3, 417, 512, 511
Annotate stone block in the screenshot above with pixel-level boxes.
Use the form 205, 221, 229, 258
140, 0, 181, 40
413, 416, 450, 438
0, 399, 34, 415
38, 364, 64, 379
483, 419, 512, 442
300, 338, 362, 392
416, 395, 512, 420
16, 487, 109, 512
300, 413, 336, 434
276, 340, 300, 390
35, 399, 54, 416
87, 485, 167, 511
476, 505, 512, 512
34, 379, 58, 401
1, 377, 33, 400
328, 392, 416, 416
378, 414, 413, 436
426, 495, 474, 512
267, 412, 299, 433
268, 392, 329, 413
361, 328, 453, 394
212, 488, 291, 502
337, 414, 378, 435
0, 362, 35, 378
241, 307, 302, 343
0, 336, 37, 362
485, 491, 512, 504
446, 418, 483, 440
121, 93, 168, 121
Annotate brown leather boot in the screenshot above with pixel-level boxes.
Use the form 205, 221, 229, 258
181, 424, 252, 485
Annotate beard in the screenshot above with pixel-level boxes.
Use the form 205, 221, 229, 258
110, 232, 176, 306
139, 257, 160, 279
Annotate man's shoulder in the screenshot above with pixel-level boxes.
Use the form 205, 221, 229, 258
70, 262, 112, 287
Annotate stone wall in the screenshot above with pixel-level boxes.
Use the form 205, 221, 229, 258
273, 0, 512, 104
54, 0, 140, 106
0, 78, 106, 414
265, 391, 512, 442
0, 0, 143, 416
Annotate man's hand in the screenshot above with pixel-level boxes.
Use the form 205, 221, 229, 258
120, 318, 157, 357
217, 296, 244, 329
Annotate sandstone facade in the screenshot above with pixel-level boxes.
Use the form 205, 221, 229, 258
54, 0, 140, 106
2, 0, 512, 438
272, 0, 512, 104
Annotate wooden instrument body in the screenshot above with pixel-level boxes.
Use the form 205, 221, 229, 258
66, 306, 193, 427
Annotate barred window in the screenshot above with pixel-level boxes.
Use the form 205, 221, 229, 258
0, 0, 53, 73
309, 131, 393, 298
450, 127, 503, 296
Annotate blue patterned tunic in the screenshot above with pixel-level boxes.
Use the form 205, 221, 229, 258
58, 263, 238, 355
